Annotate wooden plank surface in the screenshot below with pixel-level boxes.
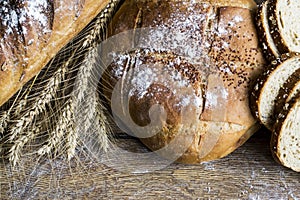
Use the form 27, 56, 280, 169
1, 130, 299, 199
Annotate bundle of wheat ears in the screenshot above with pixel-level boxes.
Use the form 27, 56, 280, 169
0, 0, 121, 167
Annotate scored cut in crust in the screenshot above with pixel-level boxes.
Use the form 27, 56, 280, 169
268, 0, 300, 54
272, 93, 300, 172
252, 54, 300, 130
256, 0, 281, 61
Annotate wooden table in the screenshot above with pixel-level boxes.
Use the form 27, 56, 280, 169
1, 129, 299, 199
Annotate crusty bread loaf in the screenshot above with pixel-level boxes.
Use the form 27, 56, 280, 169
268, 0, 300, 54
252, 54, 300, 130
0, 0, 111, 106
272, 93, 300, 172
102, 0, 265, 163
256, 0, 281, 61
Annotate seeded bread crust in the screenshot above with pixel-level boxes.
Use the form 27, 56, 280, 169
104, 0, 265, 164
272, 93, 300, 172
255, 0, 280, 61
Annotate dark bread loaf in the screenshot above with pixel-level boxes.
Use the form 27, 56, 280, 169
272, 93, 300, 172
0, 0, 111, 106
103, 0, 266, 163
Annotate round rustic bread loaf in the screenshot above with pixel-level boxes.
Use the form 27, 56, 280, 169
102, 0, 265, 163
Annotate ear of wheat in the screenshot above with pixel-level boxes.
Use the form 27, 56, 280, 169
0, 0, 122, 166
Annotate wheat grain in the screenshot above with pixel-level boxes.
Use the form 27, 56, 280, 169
13, 75, 39, 117
8, 62, 69, 143
82, 0, 120, 48
63, 42, 100, 160
64, 99, 77, 160
8, 125, 42, 166
75, 47, 99, 101
94, 98, 110, 151
3, 0, 121, 166
38, 99, 74, 157
0, 111, 9, 134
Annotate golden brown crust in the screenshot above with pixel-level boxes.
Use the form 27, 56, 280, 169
203, 0, 257, 10
190, 6, 265, 163
104, 0, 266, 163
0, 0, 110, 106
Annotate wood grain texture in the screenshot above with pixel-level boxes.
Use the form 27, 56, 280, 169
1, 130, 299, 199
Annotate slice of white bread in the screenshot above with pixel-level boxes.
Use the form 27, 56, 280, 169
252, 54, 300, 130
256, 0, 281, 61
268, 0, 300, 54
272, 93, 300, 172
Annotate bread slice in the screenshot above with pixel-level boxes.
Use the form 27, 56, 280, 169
274, 68, 300, 118
268, 0, 300, 54
272, 93, 300, 172
256, 0, 281, 61
252, 54, 300, 130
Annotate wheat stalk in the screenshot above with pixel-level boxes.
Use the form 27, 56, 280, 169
3, 0, 122, 165
75, 47, 99, 101
37, 99, 74, 157
8, 61, 69, 143
0, 111, 9, 134
64, 100, 77, 160
12, 75, 39, 117
67, 45, 100, 159
82, 0, 120, 48
94, 99, 110, 151
8, 124, 42, 166
0, 88, 25, 135
64, 47, 99, 160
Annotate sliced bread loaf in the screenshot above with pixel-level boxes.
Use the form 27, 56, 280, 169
268, 0, 300, 54
256, 0, 281, 61
252, 54, 300, 130
272, 93, 300, 172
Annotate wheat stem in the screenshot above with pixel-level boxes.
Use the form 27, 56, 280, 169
69, 48, 98, 159
3, 0, 120, 164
